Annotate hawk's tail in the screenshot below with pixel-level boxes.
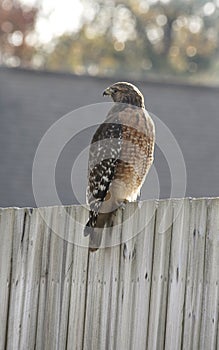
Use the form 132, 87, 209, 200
84, 211, 114, 252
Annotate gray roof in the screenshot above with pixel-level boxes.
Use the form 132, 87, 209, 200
0, 67, 219, 208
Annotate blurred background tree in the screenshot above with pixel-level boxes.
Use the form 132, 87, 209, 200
0, 0, 219, 83
0, 0, 38, 67
45, 0, 219, 80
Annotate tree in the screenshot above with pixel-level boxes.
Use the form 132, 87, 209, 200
0, 0, 38, 67
45, 0, 219, 79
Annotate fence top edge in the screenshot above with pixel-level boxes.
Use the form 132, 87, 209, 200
0, 197, 219, 212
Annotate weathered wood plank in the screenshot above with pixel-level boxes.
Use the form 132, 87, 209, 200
58, 206, 76, 349
82, 208, 123, 350
43, 206, 66, 350
147, 199, 173, 350
164, 198, 190, 349
35, 206, 54, 350
199, 198, 219, 350
113, 203, 139, 350
114, 201, 157, 350
130, 200, 157, 350
0, 208, 14, 350
19, 208, 44, 350
95, 210, 123, 350
182, 198, 208, 350
66, 206, 89, 350
6, 208, 27, 350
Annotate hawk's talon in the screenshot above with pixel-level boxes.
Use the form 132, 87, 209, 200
137, 201, 143, 209
120, 200, 128, 210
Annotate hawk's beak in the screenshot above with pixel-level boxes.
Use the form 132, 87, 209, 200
103, 87, 113, 96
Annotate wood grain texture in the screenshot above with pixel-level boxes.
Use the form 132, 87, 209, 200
0, 199, 219, 350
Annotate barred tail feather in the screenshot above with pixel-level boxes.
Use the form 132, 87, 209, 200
84, 212, 96, 237
84, 211, 114, 252
88, 228, 103, 252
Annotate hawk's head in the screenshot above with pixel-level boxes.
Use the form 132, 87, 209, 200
103, 82, 145, 108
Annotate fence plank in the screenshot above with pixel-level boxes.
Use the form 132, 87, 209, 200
113, 203, 140, 350
130, 200, 157, 350
6, 208, 27, 350
58, 206, 76, 349
19, 208, 44, 350
0, 199, 219, 349
200, 198, 219, 350
66, 206, 89, 350
147, 199, 173, 350
43, 206, 66, 350
164, 199, 190, 349
35, 206, 54, 350
82, 208, 123, 350
114, 201, 157, 350
0, 208, 14, 350
182, 198, 208, 350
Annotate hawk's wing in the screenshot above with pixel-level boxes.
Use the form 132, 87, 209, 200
86, 111, 122, 221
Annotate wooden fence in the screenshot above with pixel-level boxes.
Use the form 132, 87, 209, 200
0, 198, 219, 350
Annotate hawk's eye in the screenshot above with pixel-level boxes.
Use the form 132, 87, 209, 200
113, 88, 118, 93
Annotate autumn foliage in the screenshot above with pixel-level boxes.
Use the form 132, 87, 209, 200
0, 0, 38, 67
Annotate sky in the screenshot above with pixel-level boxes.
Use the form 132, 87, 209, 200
20, 0, 84, 43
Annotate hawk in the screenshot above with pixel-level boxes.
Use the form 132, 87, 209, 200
84, 82, 155, 251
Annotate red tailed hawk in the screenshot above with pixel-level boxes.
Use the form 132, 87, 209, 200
84, 82, 155, 251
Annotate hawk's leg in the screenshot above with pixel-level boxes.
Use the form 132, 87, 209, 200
136, 191, 143, 208
120, 199, 128, 210
114, 199, 129, 211
109, 199, 128, 217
